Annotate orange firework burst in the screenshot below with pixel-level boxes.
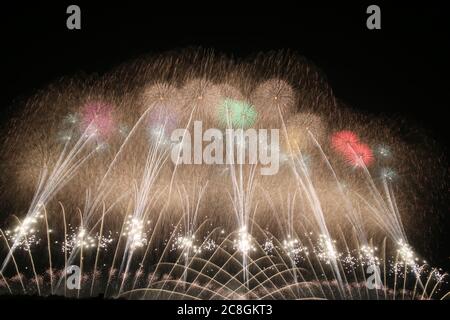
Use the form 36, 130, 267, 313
331, 130, 374, 168
331, 130, 360, 154
343, 142, 374, 168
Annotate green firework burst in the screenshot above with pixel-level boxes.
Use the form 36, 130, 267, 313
217, 98, 258, 128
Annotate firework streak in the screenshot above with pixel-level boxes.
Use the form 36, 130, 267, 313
0, 50, 448, 300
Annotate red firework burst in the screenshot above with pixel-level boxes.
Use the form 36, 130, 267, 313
81, 101, 115, 139
344, 142, 374, 168
331, 130, 360, 154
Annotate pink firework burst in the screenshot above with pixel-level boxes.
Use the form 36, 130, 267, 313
344, 142, 374, 168
81, 101, 115, 139
331, 130, 360, 154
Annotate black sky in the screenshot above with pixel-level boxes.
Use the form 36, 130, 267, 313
1, 3, 448, 143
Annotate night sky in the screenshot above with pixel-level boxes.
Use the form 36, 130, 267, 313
0, 2, 449, 268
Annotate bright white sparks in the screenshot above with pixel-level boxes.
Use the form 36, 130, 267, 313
283, 236, 309, 262
397, 239, 419, 267
123, 216, 147, 250
233, 227, 256, 255
316, 234, 340, 264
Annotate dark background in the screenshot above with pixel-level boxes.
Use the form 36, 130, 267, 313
1, 2, 449, 144
0, 2, 449, 268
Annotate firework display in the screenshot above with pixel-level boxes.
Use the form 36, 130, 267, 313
0, 50, 448, 300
